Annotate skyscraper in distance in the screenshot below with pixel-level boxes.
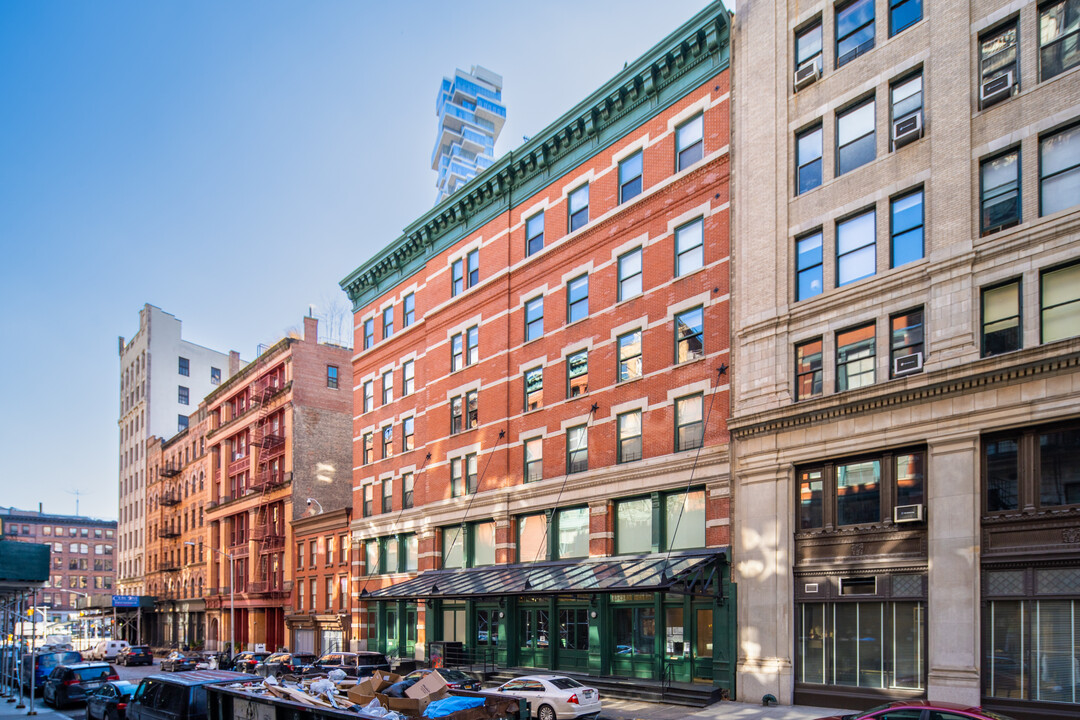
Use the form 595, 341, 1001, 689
432, 65, 505, 204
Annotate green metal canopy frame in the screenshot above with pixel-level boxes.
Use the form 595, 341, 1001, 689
361, 548, 729, 602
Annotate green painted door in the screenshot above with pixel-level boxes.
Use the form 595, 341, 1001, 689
692, 605, 714, 682
384, 606, 399, 659
556, 606, 590, 673
610, 601, 657, 679
474, 605, 500, 662
405, 606, 417, 658
518, 607, 550, 668
664, 604, 691, 683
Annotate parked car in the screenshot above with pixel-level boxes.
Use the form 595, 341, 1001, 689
495, 675, 601, 720
22, 649, 82, 694
301, 651, 391, 678
403, 667, 481, 691
160, 651, 200, 673
226, 651, 270, 673
84, 680, 138, 720
813, 702, 1018, 720
42, 661, 118, 708
254, 652, 317, 678
116, 645, 153, 667
89, 640, 130, 662
127, 670, 254, 720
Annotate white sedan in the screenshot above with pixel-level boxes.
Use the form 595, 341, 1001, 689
494, 675, 601, 720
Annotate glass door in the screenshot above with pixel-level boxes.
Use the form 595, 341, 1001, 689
665, 606, 690, 682
692, 605, 714, 682
518, 607, 550, 668
404, 606, 417, 658
556, 606, 590, 672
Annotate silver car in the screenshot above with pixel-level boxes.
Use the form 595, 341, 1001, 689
494, 675, 601, 720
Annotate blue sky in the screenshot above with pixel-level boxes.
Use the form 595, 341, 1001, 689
0, 0, 713, 519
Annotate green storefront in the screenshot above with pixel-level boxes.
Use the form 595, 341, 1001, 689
363, 549, 736, 693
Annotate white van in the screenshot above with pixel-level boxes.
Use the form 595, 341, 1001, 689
91, 639, 130, 661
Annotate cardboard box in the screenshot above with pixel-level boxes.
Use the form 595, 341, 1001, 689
345, 670, 401, 705
405, 670, 449, 699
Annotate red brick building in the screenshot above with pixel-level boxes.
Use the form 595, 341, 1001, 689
287, 507, 352, 654
341, 4, 734, 691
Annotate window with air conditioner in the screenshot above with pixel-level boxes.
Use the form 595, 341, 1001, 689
794, 20, 823, 90
979, 21, 1019, 109
890, 73, 923, 149
890, 308, 924, 377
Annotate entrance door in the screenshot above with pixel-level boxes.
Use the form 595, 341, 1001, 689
474, 606, 499, 659
518, 608, 550, 668
404, 606, 417, 658
692, 605, 714, 682
664, 606, 690, 683
384, 606, 399, 659
555, 606, 589, 673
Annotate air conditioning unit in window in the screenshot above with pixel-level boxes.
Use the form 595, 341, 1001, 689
893, 351, 924, 376
793, 58, 821, 91
980, 71, 1015, 109
894, 504, 925, 523
892, 111, 923, 149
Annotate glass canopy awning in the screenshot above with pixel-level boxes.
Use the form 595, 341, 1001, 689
361, 548, 729, 601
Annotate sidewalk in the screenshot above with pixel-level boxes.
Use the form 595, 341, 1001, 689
0, 692, 68, 720
597, 698, 850, 720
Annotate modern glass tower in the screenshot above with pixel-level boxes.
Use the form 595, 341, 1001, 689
432, 66, 506, 204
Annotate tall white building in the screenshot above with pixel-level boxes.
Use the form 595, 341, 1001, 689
431, 65, 506, 204
116, 304, 236, 596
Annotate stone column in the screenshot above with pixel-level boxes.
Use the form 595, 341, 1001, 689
926, 433, 981, 705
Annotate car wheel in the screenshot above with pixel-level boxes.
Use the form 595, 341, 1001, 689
537, 704, 557, 720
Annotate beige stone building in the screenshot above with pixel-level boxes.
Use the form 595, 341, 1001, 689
731, 0, 1080, 716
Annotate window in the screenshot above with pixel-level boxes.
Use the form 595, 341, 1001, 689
890, 72, 923, 149
177, 415, 188, 432
382, 479, 393, 513
619, 151, 643, 203
1040, 123, 1080, 216
450, 455, 477, 497
326, 366, 339, 389
796, 339, 824, 400
618, 411, 643, 463
402, 473, 414, 509
890, 309, 924, 377
1041, 262, 1080, 343
797, 451, 922, 530
363, 380, 374, 412
178, 357, 189, 376
675, 394, 704, 451
327, 536, 335, 565
675, 307, 705, 363
178, 386, 189, 405
665, 489, 705, 549
524, 438, 543, 482
796, 231, 824, 300
568, 184, 589, 232
567, 425, 588, 474
890, 0, 921, 36
980, 21, 1020, 107
836, 0, 875, 67
310, 541, 318, 567
297, 580, 304, 610
363, 485, 373, 517
675, 218, 704, 276
837, 98, 876, 175
985, 422, 1080, 513
517, 513, 547, 562
382, 426, 393, 458
467, 249, 479, 287
616, 497, 652, 554
525, 297, 543, 342
836, 209, 876, 286
451, 332, 464, 371
366, 539, 379, 575
618, 248, 643, 300
211, 367, 221, 385
982, 280, 1022, 356
797, 125, 823, 194
1039, 0, 1080, 81
890, 189, 924, 267
981, 149, 1021, 233
402, 360, 414, 395
567, 350, 588, 397
795, 21, 823, 72
466, 389, 478, 429
836, 323, 876, 391
403, 293, 415, 327
465, 453, 478, 494
466, 325, 479, 365
526, 212, 544, 256
451, 258, 464, 296
363, 433, 374, 465
524, 367, 543, 411
567, 275, 588, 323
676, 114, 704, 170
450, 396, 463, 434
363, 319, 374, 349
382, 370, 393, 405
382, 307, 394, 339
618, 330, 643, 381
402, 416, 414, 452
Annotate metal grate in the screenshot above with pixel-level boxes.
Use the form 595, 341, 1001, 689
986, 570, 1025, 596
1036, 567, 1080, 595
891, 574, 923, 597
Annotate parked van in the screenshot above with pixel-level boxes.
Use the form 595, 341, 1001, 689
21, 650, 82, 694
90, 640, 130, 661
128, 670, 252, 720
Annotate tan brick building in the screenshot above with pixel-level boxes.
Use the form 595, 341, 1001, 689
731, 0, 1080, 715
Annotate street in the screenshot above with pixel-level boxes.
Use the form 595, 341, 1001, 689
36, 658, 160, 720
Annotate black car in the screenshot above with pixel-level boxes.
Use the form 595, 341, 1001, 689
127, 671, 254, 720
22, 649, 83, 694
254, 652, 317, 678
85, 680, 138, 720
116, 646, 153, 667
302, 651, 391, 678
403, 667, 481, 691
227, 651, 270, 673
43, 662, 118, 708
160, 651, 200, 672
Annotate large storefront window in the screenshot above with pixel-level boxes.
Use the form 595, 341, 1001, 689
798, 601, 925, 690
985, 422, 1080, 513
556, 508, 589, 559
616, 498, 653, 554
614, 606, 656, 656
665, 490, 705, 550
473, 521, 496, 567
799, 450, 923, 531
518, 514, 547, 563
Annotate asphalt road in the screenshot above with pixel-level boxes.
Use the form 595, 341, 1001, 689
50, 658, 161, 720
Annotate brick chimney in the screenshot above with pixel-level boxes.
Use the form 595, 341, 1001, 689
229, 350, 241, 375
304, 316, 318, 344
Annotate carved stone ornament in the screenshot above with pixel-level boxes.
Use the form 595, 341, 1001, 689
1062, 528, 1080, 543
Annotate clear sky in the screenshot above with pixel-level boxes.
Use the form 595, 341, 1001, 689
0, 0, 715, 520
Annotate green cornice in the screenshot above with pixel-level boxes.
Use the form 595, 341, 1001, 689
340, 2, 731, 310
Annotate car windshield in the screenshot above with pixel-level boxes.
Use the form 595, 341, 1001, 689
112, 682, 137, 696
549, 678, 585, 689
266, 654, 288, 663
41, 652, 81, 668
355, 653, 385, 663
438, 669, 471, 681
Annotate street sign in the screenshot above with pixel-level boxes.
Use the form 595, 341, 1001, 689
111, 595, 140, 608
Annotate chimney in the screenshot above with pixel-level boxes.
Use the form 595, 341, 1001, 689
229, 351, 241, 375
303, 316, 318, 344
38, 502, 42, 514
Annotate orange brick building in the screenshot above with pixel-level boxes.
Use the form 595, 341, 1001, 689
287, 506, 352, 654
203, 317, 352, 652
341, 4, 734, 692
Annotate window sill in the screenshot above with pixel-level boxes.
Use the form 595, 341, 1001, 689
616, 292, 644, 308
675, 356, 707, 369
616, 376, 643, 386
974, 62, 1080, 119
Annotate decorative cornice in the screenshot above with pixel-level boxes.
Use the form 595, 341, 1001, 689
339, 3, 731, 310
